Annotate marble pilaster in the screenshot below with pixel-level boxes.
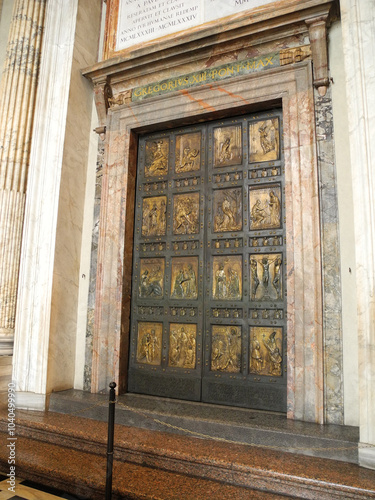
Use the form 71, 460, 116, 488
0, 0, 46, 355
340, 0, 375, 469
314, 86, 344, 425
84, 139, 105, 392
12, 0, 79, 409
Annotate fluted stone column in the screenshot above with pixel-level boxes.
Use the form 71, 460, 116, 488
0, 0, 46, 355
13, 0, 80, 410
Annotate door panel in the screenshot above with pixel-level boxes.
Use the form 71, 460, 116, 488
128, 110, 287, 411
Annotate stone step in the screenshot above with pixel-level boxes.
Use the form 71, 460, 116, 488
1, 408, 375, 499
50, 389, 360, 463
0, 434, 281, 500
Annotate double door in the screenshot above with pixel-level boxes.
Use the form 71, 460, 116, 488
128, 110, 287, 411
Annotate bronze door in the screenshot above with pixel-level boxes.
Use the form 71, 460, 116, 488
128, 110, 287, 412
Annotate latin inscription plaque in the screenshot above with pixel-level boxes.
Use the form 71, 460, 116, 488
116, 0, 277, 51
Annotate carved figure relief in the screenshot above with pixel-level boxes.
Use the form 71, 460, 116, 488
136, 322, 162, 365
211, 325, 241, 373
250, 327, 282, 376
139, 258, 165, 298
108, 90, 131, 107
175, 132, 201, 173
212, 256, 242, 301
250, 253, 283, 301
213, 188, 242, 232
213, 125, 242, 167
168, 323, 197, 369
142, 196, 167, 236
250, 186, 281, 230
249, 118, 279, 162
170, 257, 198, 299
280, 45, 311, 66
173, 192, 199, 235
145, 139, 169, 176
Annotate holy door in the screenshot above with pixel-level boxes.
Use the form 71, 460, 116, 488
128, 110, 287, 412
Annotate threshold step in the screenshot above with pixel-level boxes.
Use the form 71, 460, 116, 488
0, 434, 290, 500
0, 409, 374, 499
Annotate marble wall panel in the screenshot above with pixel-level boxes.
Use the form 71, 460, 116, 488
340, 0, 375, 466
12, 0, 79, 404
48, 0, 102, 393
84, 140, 104, 391
314, 87, 344, 425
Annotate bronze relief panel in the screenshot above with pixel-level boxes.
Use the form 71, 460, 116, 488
249, 118, 279, 163
249, 185, 282, 230
168, 323, 197, 369
175, 132, 201, 173
142, 196, 167, 236
211, 325, 241, 373
170, 256, 198, 299
136, 322, 163, 365
139, 258, 165, 299
173, 192, 200, 235
213, 187, 242, 232
250, 253, 283, 301
212, 255, 242, 301
131, 111, 286, 410
250, 327, 283, 376
145, 139, 169, 177
213, 125, 242, 167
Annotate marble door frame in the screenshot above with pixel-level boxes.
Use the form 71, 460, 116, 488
92, 61, 324, 423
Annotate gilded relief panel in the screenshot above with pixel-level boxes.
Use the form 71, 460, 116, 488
173, 192, 200, 235
175, 132, 201, 173
168, 323, 197, 369
213, 125, 242, 167
250, 253, 283, 301
136, 322, 163, 365
213, 187, 242, 232
249, 327, 283, 376
139, 258, 165, 298
249, 185, 281, 230
212, 255, 242, 301
211, 325, 241, 373
142, 196, 167, 236
249, 118, 279, 162
145, 139, 169, 176
170, 256, 198, 299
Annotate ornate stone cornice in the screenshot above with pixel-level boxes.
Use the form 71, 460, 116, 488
84, 0, 338, 130
83, 0, 338, 81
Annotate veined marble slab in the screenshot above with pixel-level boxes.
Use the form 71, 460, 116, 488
132, 52, 279, 101
117, 0, 275, 50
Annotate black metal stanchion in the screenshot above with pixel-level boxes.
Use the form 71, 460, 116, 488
105, 381, 116, 500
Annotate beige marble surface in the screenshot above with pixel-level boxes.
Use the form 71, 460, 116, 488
329, 20, 359, 428
49, 0, 102, 394
13, 0, 80, 408
340, 0, 375, 468
13, 0, 102, 409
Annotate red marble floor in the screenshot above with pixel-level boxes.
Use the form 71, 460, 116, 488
1, 407, 375, 499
